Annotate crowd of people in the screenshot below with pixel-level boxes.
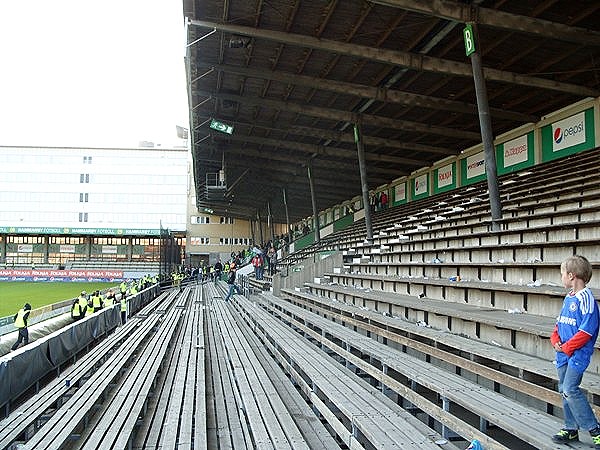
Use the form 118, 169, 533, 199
185, 240, 282, 286
9, 275, 159, 352
370, 190, 388, 213
70, 274, 158, 325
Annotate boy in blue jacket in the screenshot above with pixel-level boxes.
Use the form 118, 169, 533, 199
551, 255, 600, 447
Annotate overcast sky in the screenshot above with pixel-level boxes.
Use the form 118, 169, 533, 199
0, 0, 189, 148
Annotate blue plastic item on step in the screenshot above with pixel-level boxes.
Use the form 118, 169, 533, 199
465, 439, 483, 450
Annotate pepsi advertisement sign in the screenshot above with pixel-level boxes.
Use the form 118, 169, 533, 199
552, 111, 585, 152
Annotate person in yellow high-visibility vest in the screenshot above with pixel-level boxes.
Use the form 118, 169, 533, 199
104, 289, 116, 307
71, 291, 88, 321
85, 297, 95, 316
120, 296, 127, 325
11, 303, 32, 351
91, 290, 104, 312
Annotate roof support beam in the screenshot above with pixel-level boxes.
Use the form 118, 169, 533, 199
369, 0, 600, 47
212, 143, 404, 177
198, 115, 464, 156
194, 89, 481, 141
212, 132, 425, 167
199, 62, 537, 123
189, 19, 598, 97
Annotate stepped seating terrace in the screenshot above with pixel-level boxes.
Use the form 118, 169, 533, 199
231, 289, 465, 450
66, 260, 160, 272
258, 290, 584, 450
0, 289, 177, 449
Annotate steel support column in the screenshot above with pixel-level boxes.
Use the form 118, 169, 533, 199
307, 163, 320, 244
283, 188, 292, 245
468, 24, 502, 231
354, 123, 373, 243
267, 201, 276, 246
257, 210, 264, 245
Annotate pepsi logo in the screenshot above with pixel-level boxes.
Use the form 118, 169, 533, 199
554, 127, 563, 144
554, 121, 583, 144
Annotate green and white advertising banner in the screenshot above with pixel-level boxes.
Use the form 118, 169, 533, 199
333, 214, 353, 232
461, 151, 486, 185
434, 162, 456, 194
496, 132, 534, 175
392, 181, 407, 206
412, 172, 429, 200
0, 227, 161, 236
541, 108, 595, 162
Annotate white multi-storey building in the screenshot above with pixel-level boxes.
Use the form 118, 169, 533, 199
0, 145, 188, 264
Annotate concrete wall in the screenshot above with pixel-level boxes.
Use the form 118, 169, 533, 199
273, 251, 343, 295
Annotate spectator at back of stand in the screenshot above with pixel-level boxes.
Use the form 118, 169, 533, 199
381, 190, 388, 209
268, 246, 277, 276
302, 223, 310, 235
253, 252, 264, 280
214, 259, 223, 283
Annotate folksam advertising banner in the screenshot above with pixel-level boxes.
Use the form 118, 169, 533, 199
541, 108, 595, 162
496, 132, 534, 175
434, 162, 456, 194
0, 269, 124, 282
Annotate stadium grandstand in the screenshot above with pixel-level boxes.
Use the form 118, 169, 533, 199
1, 1, 600, 450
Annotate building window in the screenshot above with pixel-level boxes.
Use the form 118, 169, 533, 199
78, 212, 89, 223
190, 237, 210, 245
83, 156, 92, 164
80, 173, 90, 183
220, 217, 234, 224
190, 215, 210, 224
79, 193, 89, 202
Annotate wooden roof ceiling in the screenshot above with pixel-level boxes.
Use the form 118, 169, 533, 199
181, 0, 600, 223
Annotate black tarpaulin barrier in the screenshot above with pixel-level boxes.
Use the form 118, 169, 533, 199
0, 305, 121, 411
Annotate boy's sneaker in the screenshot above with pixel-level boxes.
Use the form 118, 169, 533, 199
589, 426, 600, 449
551, 429, 579, 443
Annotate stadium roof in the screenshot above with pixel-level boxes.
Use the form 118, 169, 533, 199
182, 0, 600, 223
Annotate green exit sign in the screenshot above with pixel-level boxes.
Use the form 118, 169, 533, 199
463, 23, 476, 57
210, 119, 234, 135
